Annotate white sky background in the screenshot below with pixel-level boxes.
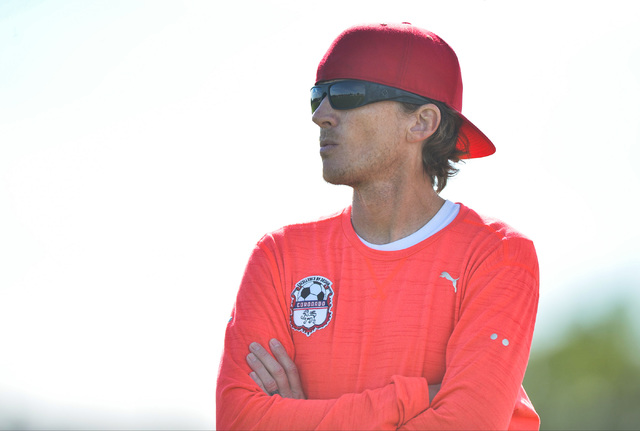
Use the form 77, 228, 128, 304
1, 0, 639, 428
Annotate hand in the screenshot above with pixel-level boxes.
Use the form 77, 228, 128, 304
246, 338, 306, 399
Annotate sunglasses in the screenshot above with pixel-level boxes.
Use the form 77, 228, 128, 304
310, 80, 432, 113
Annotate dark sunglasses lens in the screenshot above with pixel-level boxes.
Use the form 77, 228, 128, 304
311, 87, 326, 113
330, 82, 366, 110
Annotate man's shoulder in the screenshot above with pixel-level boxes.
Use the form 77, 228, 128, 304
456, 204, 539, 283
259, 208, 346, 245
456, 204, 533, 244
279, 208, 344, 233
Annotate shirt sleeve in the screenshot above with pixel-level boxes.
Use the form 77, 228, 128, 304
400, 236, 540, 430
216, 236, 430, 430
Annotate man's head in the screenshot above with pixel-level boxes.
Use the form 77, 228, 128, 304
312, 23, 495, 192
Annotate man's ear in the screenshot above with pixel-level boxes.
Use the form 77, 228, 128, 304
407, 104, 441, 143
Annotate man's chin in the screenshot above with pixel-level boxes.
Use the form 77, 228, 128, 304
323, 176, 342, 186
322, 171, 354, 188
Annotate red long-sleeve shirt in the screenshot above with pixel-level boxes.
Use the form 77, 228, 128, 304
217, 204, 540, 430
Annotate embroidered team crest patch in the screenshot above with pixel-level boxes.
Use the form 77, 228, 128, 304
290, 276, 334, 337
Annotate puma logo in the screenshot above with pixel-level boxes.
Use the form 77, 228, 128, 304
439, 271, 459, 293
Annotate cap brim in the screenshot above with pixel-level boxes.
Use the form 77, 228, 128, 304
457, 112, 496, 159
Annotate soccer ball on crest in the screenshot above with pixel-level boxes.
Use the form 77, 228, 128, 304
298, 280, 327, 301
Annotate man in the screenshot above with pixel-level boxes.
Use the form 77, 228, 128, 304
217, 23, 539, 430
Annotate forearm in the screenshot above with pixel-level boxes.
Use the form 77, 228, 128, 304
217, 371, 430, 430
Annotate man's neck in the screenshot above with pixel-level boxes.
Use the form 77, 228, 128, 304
350, 177, 445, 245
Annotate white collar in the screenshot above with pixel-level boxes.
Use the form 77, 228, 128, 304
357, 200, 460, 251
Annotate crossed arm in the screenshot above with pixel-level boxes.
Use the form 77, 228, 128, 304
246, 338, 441, 403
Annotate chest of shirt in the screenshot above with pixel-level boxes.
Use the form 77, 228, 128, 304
280, 250, 464, 398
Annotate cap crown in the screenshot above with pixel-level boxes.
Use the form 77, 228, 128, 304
317, 23, 463, 111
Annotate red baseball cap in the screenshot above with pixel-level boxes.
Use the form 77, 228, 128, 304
316, 22, 495, 159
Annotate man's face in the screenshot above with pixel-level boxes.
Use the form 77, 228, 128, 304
312, 96, 413, 188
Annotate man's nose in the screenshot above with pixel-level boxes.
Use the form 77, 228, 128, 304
311, 96, 336, 128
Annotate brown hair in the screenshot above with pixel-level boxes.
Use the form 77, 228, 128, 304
401, 101, 469, 193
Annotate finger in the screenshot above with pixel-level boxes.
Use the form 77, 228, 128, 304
249, 371, 267, 393
269, 339, 306, 399
249, 369, 280, 397
249, 342, 293, 397
246, 351, 280, 396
